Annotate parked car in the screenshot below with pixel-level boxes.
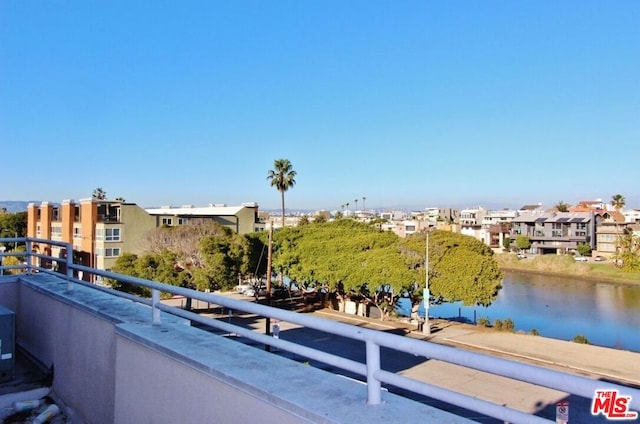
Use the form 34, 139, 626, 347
516, 253, 527, 259
236, 283, 252, 293
574, 255, 588, 262
594, 256, 606, 262
243, 285, 267, 297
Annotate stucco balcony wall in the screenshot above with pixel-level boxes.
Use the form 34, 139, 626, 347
0, 274, 470, 424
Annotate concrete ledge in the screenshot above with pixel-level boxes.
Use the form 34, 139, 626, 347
115, 322, 472, 423
17, 273, 188, 326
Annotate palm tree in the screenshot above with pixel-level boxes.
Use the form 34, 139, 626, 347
362, 196, 366, 214
267, 159, 297, 228
354, 199, 358, 212
554, 201, 569, 212
92, 187, 107, 200
611, 194, 626, 211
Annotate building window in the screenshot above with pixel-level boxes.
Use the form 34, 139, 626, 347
99, 248, 121, 257
178, 218, 187, 225
405, 225, 416, 232
105, 228, 121, 241
36, 224, 41, 237
73, 227, 81, 239
51, 225, 62, 237
162, 218, 173, 226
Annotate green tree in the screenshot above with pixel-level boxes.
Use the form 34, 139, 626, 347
272, 221, 503, 319
298, 216, 310, 226
576, 242, 591, 257
267, 159, 297, 228
611, 194, 626, 211
614, 228, 640, 272
515, 235, 531, 251
554, 201, 569, 212
199, 230, 247, 291
405, 230, 503, 307
313, 215, 327, 224
0, 211, 27, 251
110, 250, 184, 297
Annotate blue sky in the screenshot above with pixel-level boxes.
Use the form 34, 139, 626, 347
1, 1, 638, 211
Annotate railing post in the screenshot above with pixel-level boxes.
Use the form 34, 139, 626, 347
152, 289, 161, 325
66, 242, 74, 291
365, 339, 382, 405
25, 239, 33, 274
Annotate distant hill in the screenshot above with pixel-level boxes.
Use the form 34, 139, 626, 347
0, 201, 37, 213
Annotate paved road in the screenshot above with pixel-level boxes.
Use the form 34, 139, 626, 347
165, 295, 640, 423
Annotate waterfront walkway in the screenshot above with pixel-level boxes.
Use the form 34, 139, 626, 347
313, 309, 640, 422
317, 308, 640, 387
167, 295, 640, 421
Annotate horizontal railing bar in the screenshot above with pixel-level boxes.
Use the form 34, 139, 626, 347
377, 370, 552, 424
3, 237, 640, 419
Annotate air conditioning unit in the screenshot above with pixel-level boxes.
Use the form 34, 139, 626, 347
0, 305, 15, 383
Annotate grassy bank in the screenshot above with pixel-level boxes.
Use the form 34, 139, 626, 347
495, 253, 640, 285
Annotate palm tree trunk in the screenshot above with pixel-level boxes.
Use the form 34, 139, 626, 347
281, 190, 285, 229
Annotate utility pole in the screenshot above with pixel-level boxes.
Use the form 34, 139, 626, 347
422, 229, 431, 335
265, 223, 273, 351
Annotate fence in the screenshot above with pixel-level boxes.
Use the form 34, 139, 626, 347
1, 237, 639, 423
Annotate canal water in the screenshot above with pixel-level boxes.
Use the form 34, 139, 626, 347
428, 271, 640, 353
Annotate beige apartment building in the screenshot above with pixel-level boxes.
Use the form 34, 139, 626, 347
27, 199, 261, 277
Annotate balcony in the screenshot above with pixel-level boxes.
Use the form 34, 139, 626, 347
1, 238, 639, 423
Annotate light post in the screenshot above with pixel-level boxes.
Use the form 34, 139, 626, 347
422, 229, 430, 335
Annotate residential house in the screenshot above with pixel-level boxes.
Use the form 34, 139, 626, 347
459, 207, 488, 240
480, 209, 517, 250
510, 211, 597, 254
594, 210, 627, 257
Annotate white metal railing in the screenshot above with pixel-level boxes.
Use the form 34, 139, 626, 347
1, 237, 640, 423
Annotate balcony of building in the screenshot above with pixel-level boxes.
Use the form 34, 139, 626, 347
1, 238, 639, 423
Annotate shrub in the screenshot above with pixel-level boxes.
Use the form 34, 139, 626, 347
502, 318, 515, 332
493, 319, 503, 331
529, 329, 539, 336
477, 317, 490, 327
572, 334, 590, 344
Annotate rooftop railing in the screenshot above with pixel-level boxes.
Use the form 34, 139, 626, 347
1, 237, 639, 423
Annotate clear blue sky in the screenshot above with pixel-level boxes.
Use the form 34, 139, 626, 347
1, 1, 638, 211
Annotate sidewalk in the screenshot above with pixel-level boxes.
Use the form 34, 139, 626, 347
315, 309, 640, 388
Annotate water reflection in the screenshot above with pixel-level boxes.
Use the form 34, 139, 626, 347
429, 271, 640, 352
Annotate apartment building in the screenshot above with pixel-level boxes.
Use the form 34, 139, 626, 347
27, 199, 261, 275
510, 211, 597, 254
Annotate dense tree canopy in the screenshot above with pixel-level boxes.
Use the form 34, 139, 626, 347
113, 223, 268, 294
404, 230, 503, 306
109, 219, 503, 312
272, 221, 503, 316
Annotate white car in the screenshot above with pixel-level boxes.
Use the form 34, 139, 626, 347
243, 285, 267, 297
235, 283, 252, 293
574, 255, 588, 262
